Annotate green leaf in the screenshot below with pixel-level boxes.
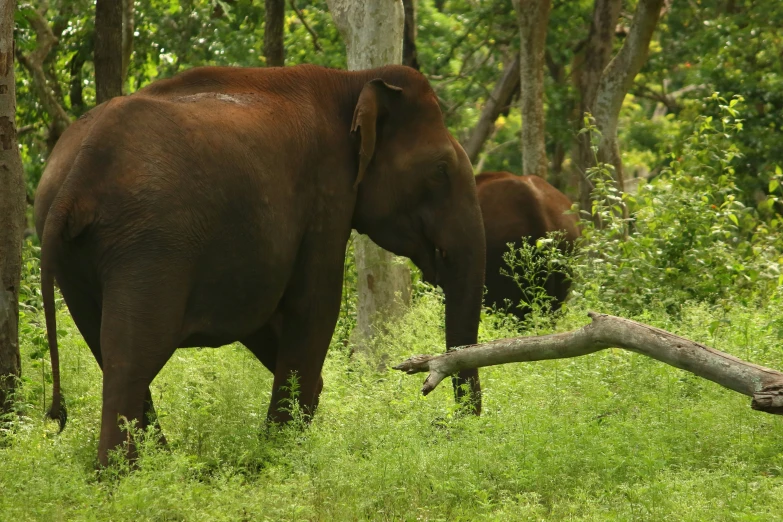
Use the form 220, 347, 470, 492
770, 179, 780, 193
728, 214, 739, 226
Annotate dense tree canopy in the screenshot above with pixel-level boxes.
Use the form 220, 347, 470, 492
16, 0, 783, 210
16, 0, 781, 210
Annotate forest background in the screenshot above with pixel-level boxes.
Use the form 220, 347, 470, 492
4, 0, 783, 519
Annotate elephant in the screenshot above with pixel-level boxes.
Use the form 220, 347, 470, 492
35, 64, 486, 467
475, 171, 579, 320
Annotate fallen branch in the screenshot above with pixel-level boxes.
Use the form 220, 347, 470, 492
393, 311, 783, 415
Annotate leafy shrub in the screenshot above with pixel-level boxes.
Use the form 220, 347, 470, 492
497, 231, 577, 330
575, 95, 783, 315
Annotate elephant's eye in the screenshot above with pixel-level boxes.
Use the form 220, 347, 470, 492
434, 162, 449, 184
425, 162, 450, 199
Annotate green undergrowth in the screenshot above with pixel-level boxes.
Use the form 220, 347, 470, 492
3, 288, 783, 521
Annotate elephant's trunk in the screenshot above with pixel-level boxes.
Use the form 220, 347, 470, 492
439, 202, 486, 414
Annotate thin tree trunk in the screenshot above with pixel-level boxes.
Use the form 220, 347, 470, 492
462, 54, 520, 165
327, 0, 411, 352
264, 0, 285, 67
121, 0, 134, 88
549, 140, 567, 191
0, 0, 25, 413
575, 0, 663, 219
68, 50, 86, 115
95, 0, 123, 104
402, 0, 420, 70
394, 312, 783, 416
574, 0, 621, 213
513, 0, 551, 177
592, 0, 664, 194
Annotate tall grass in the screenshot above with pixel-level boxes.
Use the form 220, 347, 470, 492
2, 289, 783, 520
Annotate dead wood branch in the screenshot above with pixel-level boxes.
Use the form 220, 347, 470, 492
394, 311, 783, 415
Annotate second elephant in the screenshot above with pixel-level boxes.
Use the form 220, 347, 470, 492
476, 171, 580, 320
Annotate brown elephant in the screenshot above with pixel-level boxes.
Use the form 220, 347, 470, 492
475, 171, 579, 320
35, 64, 486, 467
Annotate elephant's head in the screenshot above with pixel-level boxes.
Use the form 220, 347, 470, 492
350, 73, 486, 412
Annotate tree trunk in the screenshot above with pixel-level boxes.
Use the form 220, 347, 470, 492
402, 0, 420, 70
121, 0, 134, 88
462, 53, 520, 166
327, 0, 411, 351
264, 0, 285, 67
575, 0, 663, 218
592, 0, 664, 194
352, 235, 412, 346
549, 140, 567, 191
574, 0, 622, 213
513, 0, 551, 177
0, 0, 25, 413
68, 50, 86, 116
394, 312, 783, 416
95, 0, 123, 104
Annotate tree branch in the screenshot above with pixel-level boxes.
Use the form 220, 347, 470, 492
289, 0, 323, 52
593, 0, 665, 136
462, 53, 519, 164
394, 311, 783, 415
632, 82, 706, 113
17, 123, 40, 136
16, 7, 71, 147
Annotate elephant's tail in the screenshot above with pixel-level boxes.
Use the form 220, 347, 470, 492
41, 197, 72, 432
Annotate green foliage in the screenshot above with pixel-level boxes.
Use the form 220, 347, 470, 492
416, 0, 519, 167
575, 96, 783, 315
644, 0, 783, 202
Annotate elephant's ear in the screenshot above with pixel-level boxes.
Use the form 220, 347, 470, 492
350, 79, 403, 189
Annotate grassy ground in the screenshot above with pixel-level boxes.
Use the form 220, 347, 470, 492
3, 291, 783, 521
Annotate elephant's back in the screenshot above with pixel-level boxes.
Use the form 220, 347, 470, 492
41, 94, 313, 275
515, 175, 579, 242
476, 172, 578, 246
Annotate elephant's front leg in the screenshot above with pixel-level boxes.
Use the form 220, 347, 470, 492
266, 247, 345, 423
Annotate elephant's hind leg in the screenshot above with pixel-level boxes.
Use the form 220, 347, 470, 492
97, 280, 183, 467
58, 276, 167, 445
